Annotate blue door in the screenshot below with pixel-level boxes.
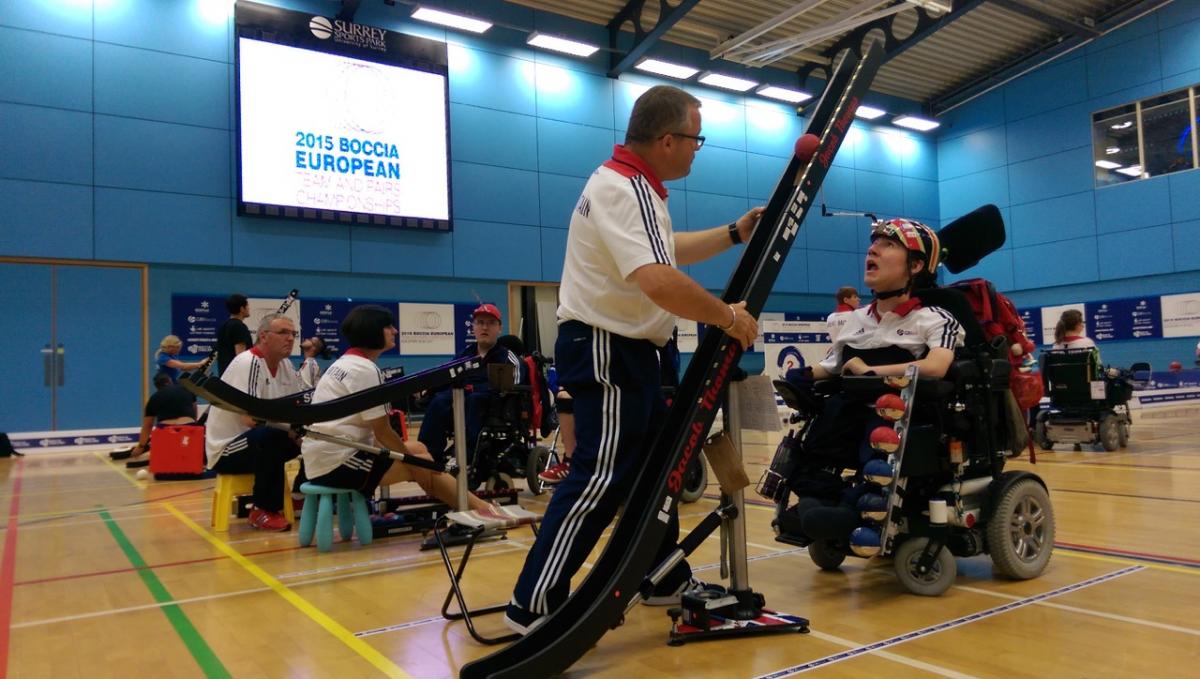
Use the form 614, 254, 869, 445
0, 263, 54, 432
55, 266, 144, 430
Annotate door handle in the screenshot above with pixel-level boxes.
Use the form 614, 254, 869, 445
55, 343, 65, 386
42, 344, 53, 387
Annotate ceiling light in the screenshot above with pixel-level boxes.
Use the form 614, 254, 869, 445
411, 6, 491, 33
1110, 121, 1133, 130
698, 72, 758, 92
1094, 160, 1121, 169
1115, 165, 1144, 177
855, 105, 887, 120
892, 114, 940, 131
526, 33, 599, 57
755, 85, 812, 103
634, 58, 699, 80
1105, 146, 1120, 155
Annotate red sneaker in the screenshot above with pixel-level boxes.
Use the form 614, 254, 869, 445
249, 507, 291, 532
538, 460, 571, 485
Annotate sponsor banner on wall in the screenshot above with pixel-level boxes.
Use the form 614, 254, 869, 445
761, 312, 830, 379
171, 295, 225, 357
1161, 292, 1200, 338
398, 302, 456, 355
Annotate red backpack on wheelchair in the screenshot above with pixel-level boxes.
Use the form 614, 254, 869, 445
946, 277, 1043, 410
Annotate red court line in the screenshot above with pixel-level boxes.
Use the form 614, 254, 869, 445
13, 543, 303, 587
0, 459, 26, 678
1055, 540, 1200, 566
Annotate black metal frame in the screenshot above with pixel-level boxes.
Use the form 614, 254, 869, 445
606, 0, 701, 77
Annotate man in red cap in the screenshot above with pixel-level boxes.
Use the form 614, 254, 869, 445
417, 303, 520, 463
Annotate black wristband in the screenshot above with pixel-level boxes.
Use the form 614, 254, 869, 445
728, 221, 742, 245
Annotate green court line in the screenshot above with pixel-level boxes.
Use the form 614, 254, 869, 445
99, 510, 231, 678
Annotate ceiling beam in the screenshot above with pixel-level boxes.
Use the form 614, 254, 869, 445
989, 0, 1101, 38
931, 0, 1176, 115
606, 0, 702, 78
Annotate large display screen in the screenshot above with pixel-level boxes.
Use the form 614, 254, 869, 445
235, 2, 452, 230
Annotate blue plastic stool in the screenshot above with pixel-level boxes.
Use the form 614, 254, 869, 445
298, 483, 373, 552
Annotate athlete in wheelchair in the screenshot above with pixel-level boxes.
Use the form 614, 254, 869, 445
1035, 346, 1149, 452
762, 210, 1055, 596
464, 334, 559, 494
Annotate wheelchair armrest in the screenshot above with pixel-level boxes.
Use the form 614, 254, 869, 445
772, 379, 822, 414
841, 375, 956, 400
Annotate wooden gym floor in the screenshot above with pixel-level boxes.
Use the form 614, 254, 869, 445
1, 412, 1197, 678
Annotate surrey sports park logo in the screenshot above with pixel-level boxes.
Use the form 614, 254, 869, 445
310, 15, 387, 51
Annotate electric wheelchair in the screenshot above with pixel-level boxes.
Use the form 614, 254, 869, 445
1034, 349, 1149, 452
762, 286, 1055, 596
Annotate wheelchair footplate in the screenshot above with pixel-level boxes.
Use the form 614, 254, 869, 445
668, 586, 808, 646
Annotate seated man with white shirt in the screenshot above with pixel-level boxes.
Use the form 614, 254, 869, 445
205, 313, 306, 532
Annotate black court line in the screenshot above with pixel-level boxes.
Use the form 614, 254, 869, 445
1051, 487, 1200, 504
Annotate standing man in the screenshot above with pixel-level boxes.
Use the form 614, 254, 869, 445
205, 313, 306, 531
417, 303, 520, 462
216, 293, 253, 376
505, 85, 760, 633
826, 286, 860, 343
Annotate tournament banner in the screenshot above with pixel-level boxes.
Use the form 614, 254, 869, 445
676, 320, 699, 353
398, 303, 457, 355
171, 295, 225, 357
1160, 292, 1200, 338
300, 298, 359, 355
761, 312, 829, 378
1085, 298, 1161, 342
1018, 307, 1042, 348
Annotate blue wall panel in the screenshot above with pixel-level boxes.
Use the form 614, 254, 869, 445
687, 145, 748, 197
534, 63, 614, 129
745, 103, 805, 158
449, 104, 538, 170
539, 173, 586, 228
1094, 176, 1173, 233
940, 167, 1009, 221
938, 89, 1006, 142
232, 214, 351, 272
854, 129, 904, 176
938, 126, 1007, 180
349, 226, 454, 277
1087, 34, 1161, 97
1008, 147, 1092, 205
447, 45, 536, 116
1086, 14, 1157, 54
1158, 2, 1200, 28
1173, 218, 1200, 272
1004, 103, 1092, 164
1159, 18, 1200, 78
0, 27, 91, 111
95, 44, 229, 129
535, 118, 611, 178
686, 193, 748, 288
453, 220, 541, 281
901, 133, 938, 181
93, 0, 230, 63
541, 227, 567, 282
0, 179, 93, 260
1012, 237, 1099, 289
1097, 225, 1174, 279
94, 116, 229, 197
667, 189, 689, 233
806, 212, 857, 253
0, 103, 92, 185
776, 244, 808, 294
1010, 191, 1096, 247
1168, 170, 1200, 223
854, 170, 903, 218
0, 1, 92, 38
1004, 56, 1088, 122
450, 162, 540, 226
693, 97, 746, 152
95, 188, 230, 265
807, 250, 860, 296
747, 153, 788, 201
902, 176, 939, 222
821, 165, 856, 213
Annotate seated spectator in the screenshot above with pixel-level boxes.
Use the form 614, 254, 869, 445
298, 336, 328, 389
825, 286, 860, 343
154, 335, 205, 384
126, 373, 198, 467
303, 305, 495, 511
205, 313, 306, 531
417, 303, 520, 462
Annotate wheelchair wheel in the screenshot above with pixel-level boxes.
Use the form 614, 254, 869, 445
679, 453, 708, 504
987, 478, 1054, 580
1118, 420, 1129, 448
1034, 412, 1054, 451
1098, 414, 1121, 452
893, 537, 956, 596
808, 540, 846, 571
525, 446, 554, 496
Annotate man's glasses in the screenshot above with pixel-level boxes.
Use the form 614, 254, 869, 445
270, 329, 300, 338
664, 131, 705, 149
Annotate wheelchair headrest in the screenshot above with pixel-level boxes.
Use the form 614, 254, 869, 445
496, 334, 527, 356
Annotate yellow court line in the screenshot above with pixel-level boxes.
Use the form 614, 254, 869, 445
1053, 547, 1200, 576
163, 503, 412, 679
92, 451, 149, 490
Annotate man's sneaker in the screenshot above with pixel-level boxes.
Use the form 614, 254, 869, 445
248, 507, 291, 532
643, 577, 722, 606
502, 603, 545, 635
538, 460, 571, 485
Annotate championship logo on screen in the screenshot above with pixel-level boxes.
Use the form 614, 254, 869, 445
310, 15, 387, 51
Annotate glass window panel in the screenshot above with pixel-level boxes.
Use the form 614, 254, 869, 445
1141, 89, 1194, 178
1093, 103, 1140, 186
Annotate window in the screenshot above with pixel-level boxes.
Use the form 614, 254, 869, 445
1092, 85, 1198, 187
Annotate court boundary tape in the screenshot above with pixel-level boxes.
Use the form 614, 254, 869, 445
99, 510, 231, 678
0, 459, 24, 679
755, 565, 1144, 677
164, 502, 414, 679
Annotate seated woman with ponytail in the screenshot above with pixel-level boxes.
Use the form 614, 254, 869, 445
1048, 308, 1102, 379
